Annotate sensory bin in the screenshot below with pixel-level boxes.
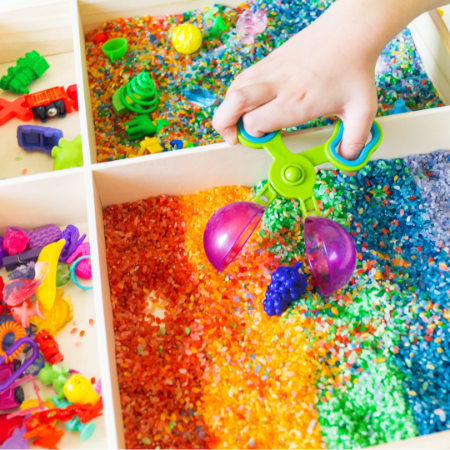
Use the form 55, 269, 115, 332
103, 150, 449, 449
85, 1, 444, 162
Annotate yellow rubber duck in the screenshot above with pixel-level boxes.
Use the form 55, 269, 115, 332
63, 374, 99, 405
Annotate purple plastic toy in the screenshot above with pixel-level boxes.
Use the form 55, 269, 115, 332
304, 216, 356, 297
0, 337, 38, 392
26, 224, 61, 249
17, 125, 63, 154
203, 202, 356, 297
203, 202, 265, 272
0, 362, 24, 411
2, 246, 43, 272
0, 237, 6, 269
59, 225, 86, 263
0, 423, 29, 449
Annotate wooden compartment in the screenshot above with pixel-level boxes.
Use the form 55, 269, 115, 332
0, 0, 449, 448
0, 0, 90, 180
89, 111, 450, 448
0, 171, 107, 448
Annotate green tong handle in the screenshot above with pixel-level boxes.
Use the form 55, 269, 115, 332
237, 119, 383, 217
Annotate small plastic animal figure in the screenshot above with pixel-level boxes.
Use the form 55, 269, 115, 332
11, 299, 44, 328
63, 374, 100, 405
38, 362, 68, 400
51, 136, 83, 170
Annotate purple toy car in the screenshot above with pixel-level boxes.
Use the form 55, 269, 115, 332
17, 125, 63, 154
0, 361, 24, 411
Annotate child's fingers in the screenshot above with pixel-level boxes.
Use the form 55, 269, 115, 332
213, 83, 275, 144
340, 107, 375, 161
241, 96, 317, 137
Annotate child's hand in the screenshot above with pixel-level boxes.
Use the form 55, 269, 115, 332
213, 0, 445, 161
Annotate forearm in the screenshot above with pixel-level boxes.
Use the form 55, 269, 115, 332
314, 0, 448, 63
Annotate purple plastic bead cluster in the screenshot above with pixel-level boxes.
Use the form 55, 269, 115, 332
263, 262, 307, 316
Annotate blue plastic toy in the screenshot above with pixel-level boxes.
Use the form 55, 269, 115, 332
263, 262, 307, 316
390, 99, 411, 115
183, 87, 216, 108
17, 125, 63, 154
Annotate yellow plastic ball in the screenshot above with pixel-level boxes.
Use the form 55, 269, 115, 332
171, 23, 203, 55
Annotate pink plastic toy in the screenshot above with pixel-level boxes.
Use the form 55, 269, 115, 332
2, 229, 29, 255
236, 9, 267, 44
11, 299, 44, 328
66, 243, 91, 280
2, 262, 49, 307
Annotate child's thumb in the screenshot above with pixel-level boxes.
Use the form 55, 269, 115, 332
339, 110, 375, 161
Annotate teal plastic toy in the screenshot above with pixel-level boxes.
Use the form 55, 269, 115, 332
52, 396, 97, 441
238, 119, 383, 217
0, 50, 49, 94
52, 135, 83, 170
124, 115, 169, 140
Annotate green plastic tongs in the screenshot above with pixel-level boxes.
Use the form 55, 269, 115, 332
237, 119, 383, 217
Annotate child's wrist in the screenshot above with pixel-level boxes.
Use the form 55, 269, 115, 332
324, 0, 441, 61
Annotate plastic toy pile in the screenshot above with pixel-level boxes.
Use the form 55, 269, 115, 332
103, 149, 449, 449
0, 224, 101, 449
84, 0, 444, 161
0, 50, 83, 172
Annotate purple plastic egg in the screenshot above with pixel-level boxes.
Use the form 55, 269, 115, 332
203, 201, 265, 272
304, 216, 356, 296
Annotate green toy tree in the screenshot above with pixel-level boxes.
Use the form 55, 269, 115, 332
112, 72, 159, 115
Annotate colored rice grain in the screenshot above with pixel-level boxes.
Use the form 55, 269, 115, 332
103, 150, 449, 447
85, 1, 443, 162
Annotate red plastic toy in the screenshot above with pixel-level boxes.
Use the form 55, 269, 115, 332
35, 330, 63, 364
24, 86, 72, 122
0, 413, 24, 444
93, 32, 109, 45
0, 95, 32, 126
23, 423, 64, 449
25, 398, 103, 434
66, 84, 79, 111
